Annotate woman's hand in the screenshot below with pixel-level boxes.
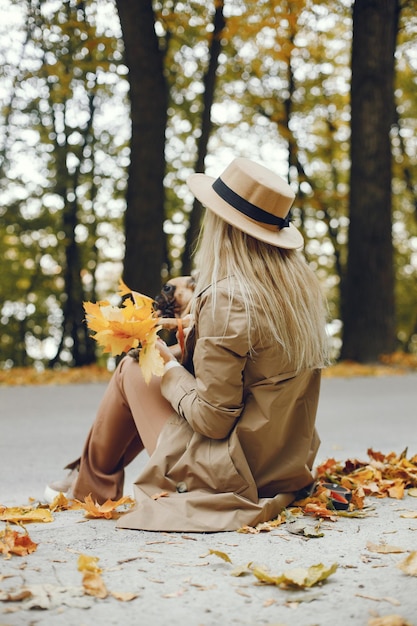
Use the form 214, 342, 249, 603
156, 338, 178, 365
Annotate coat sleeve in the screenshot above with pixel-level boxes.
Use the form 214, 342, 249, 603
160, 287, 249, 440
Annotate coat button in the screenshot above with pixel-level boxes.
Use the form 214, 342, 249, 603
176, 482, 188, 493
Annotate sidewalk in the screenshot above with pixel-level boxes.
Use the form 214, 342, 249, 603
1, 374, 417, 625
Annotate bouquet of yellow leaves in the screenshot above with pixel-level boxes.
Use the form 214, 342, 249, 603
83, 279, 165, 384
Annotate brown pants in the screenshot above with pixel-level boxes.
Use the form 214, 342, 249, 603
73, 356, 175, 502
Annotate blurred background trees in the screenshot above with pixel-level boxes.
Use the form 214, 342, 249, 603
0, 0, 416, 369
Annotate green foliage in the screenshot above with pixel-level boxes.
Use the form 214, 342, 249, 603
1, 0, 416, 367
0, 0, 128, 367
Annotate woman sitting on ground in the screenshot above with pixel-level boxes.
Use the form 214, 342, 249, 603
46, 157, 328, 532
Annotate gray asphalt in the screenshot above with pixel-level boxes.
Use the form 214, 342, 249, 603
1, 374, 417, 625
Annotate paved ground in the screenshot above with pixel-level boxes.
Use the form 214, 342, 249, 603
1, 374, 416, 625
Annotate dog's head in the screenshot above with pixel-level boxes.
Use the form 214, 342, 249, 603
155, 275, 196, 318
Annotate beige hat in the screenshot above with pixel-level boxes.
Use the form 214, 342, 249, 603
187, 157, 303, 249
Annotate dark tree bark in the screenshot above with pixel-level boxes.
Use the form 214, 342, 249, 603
115, 0, 168, 296
181, 1, 225, 275
340, 0, 400, 362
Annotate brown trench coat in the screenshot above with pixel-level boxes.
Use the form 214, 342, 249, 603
118, 279, 321, 532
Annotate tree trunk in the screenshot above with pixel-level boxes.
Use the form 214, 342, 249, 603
116, 0, 168, 297
340, 0, 400, 362
181, 1, 226, 275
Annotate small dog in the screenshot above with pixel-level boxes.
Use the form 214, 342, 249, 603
154, 275, 196, 319
128, 276, 196, 362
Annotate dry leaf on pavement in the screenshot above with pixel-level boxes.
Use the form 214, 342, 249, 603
367, 542, 406, 554
368, 616, 413, 626
77, 554, 108, 599
400, 511, 417, 519
251, 562, 338, 589
0, 526, 38, 557
72, 494, 134, 519
111, 591, 139, 602
208, 549, 232, 563
77, 554, 102, 573
397, 551, 417, 577
0, 505, 53, 524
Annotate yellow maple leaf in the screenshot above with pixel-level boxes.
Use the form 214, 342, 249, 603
78, 554, 108, 598
48, 492, 71, 511
118, 280, 155, 312
0, 505, 54, 524
139, 330, 165, 384
78, 553, 102, 573
83, 280, 164, 381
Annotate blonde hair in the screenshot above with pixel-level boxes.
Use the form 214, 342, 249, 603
193, 210, 328, 371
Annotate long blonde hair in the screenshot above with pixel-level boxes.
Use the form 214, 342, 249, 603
193, 210, 328, 371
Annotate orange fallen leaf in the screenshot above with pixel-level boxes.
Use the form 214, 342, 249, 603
350, 487, 366, 509
0, 526, 38, 557
302, 502, 338, 519
387, 481, 405, 499
74, 494, 135, 519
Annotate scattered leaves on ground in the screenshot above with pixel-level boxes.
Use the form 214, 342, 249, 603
207, 548, 337, 589
1, 446, 416, 614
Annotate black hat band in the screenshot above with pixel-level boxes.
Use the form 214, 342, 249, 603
212, 177, 291, 230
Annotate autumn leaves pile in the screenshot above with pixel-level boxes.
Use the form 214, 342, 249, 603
1, 448, 417, 599
295, 447, 417, 518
